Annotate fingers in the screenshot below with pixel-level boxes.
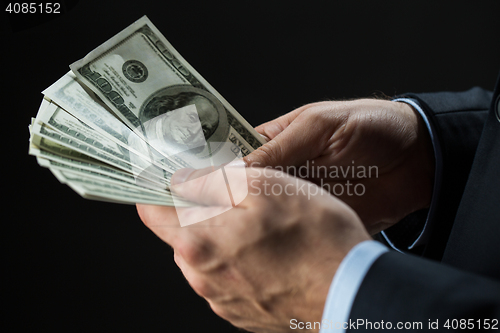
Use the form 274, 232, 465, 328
254, 105, 308, 139
136, 204, 182, 245
138, 163, 254, 233
243, 106, 305, 168
137, 203, 231, 247
171, 166, 227, 207
171, 165, 250, 208
245, 108, 339, 168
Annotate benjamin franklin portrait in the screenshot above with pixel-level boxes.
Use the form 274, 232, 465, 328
137, 85, 229, 159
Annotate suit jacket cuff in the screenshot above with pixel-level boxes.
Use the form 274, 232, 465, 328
381, 98, 441, 252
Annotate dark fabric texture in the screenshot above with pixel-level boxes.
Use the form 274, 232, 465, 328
351, 252, 500, 331
349, 75, 500, 329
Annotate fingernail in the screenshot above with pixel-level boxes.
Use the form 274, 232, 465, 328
226, 159, 247, 168
171, 168, 195, 185
260, 134, 270, 142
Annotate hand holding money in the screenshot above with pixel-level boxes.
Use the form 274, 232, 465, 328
29, 16, 264, 208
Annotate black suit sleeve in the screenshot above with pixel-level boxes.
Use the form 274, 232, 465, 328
348, 251, 500, 331
385, 88, 492, 260
348, 87, 500, 331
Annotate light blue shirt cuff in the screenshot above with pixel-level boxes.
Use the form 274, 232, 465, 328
319, 240, 388, 332
381, 98, 442, 251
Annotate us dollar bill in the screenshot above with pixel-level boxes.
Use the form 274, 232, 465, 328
30, 16, 263, 207
30, 121, 169, 188
43, 72, 186, 171
36, 101, 175, 180
37, 157, 168, 198
30, 145, 167, 193
70, 16, 264, 168
49, 168, 191, 207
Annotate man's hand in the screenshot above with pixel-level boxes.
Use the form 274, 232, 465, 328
137, 168, 370, 333
243, 99, 435, 234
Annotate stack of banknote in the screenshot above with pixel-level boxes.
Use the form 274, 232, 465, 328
29, 16, 264, 206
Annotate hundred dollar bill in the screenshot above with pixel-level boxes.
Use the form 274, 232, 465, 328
35, 101, 175, 182
70, 16, 264, 168
49, 168, 191, 206
37, 157, 170, 198
30, 121, 169, 188
30, 124, 120, 174
29, 115, 168, 192
34, 98, 51, 124
31, 145, 166, 193
37, 156, 192, 206
43, 72, 186, 171
29, 138, 165, 193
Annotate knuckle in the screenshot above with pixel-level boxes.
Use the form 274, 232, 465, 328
173, 251, 182, 267
176, 240, 211, 266
250, 144, 279, 167
136, 205, 150, 226
305, 103, 332, 120
210, 302, 235, 321
301, 101, 325, 111
136, 205, 170, 229
260, 140, 283, 166
189, 276, 215, 298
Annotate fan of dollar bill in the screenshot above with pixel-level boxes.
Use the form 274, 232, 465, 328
28, 16, 265, 206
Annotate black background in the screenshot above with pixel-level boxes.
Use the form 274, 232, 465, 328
2, 0, 499, 332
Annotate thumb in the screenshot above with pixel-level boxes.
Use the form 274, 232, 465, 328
243, 116, 327, 168
243, 106, 308, 168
